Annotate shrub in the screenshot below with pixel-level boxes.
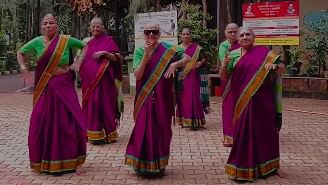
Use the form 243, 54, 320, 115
304, 10, 328, 77
178, 5, 217, 72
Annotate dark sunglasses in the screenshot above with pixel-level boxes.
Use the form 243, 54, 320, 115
144, 30, 160, 35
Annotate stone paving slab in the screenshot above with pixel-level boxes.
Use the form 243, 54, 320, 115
0, 93, 327, 185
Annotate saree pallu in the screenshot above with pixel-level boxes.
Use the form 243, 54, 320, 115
221, 43, 241, 146
80, 34, 122, 144
176, 43, 206, 128
29, 71, 86, 173
225, 46, 280, 181
222, 80, 234, 146
125, 43, 176, 173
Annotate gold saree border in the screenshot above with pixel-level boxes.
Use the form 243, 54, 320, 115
182, 45, 202, 78
176, 117, 206, 127
233, 51, 280, 122
33, 35, 70, 106
82, 59, 110, 107
30, 155, 86, 173
124, 154, 169, 172
133, 46, 177, 122
223, 135, 233, 146
225, 157, 279, 181
87, 129, 118, 143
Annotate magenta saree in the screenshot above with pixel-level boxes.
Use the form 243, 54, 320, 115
79, 34, 122, 144
224, 46, 281, 181
176, 43, 206, 128
29, 35, 86, 173
222, 42, 241, 146
125, 42, 179, 173
230, 42, 240, 51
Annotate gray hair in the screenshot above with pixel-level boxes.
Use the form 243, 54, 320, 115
225, 23, 239, 32
182, 27, 192, 34
239, 26, 255, 36
144, 23, 160, 31
42, 13, 57, 23
90, 17, 103, 25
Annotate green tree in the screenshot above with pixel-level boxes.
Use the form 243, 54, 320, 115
178, 4, 217, 71
0, 31, 6, 57
128, 0, 180, 17
304, 10, 328, 77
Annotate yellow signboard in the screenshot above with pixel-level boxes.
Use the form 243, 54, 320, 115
255, 37, 300, 45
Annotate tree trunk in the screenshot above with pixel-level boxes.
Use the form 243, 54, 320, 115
202, 0, 207, 28
36, 0, 41, 36
180, 0, 187, 19
27, 0, 31, 41
234, 0, 242, 26
73, 12, 80, 38
156, 0, 161, 11
217, 0, 220, 45
226, 0, 232, 23
4, 0, 18, 45
4, 0, 17, 27
115, 0, 120, 43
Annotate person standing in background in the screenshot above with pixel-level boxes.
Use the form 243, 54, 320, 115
72, 17, 123, 145
175, 27, 207, 130
218, 23, 240, 147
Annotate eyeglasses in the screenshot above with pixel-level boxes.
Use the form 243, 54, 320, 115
144, 30, 160, 35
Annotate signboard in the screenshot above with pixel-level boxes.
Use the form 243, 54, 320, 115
134, 11, 178, 48
242, 0, 300, 45
129, 73, 136, 87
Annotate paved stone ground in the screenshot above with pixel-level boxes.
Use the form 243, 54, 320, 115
0, 92, 327, 185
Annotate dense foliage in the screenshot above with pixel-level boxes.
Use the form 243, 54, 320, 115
304, 10, 328, 77
178, 5, 217, 71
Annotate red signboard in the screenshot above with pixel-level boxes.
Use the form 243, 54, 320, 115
243, 1, 299, 18
242, 0, 300, 45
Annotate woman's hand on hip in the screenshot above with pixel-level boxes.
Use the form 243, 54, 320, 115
93, 51, 109, 60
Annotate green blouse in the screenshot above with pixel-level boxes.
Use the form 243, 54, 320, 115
133, 42, 184, 70
217, 40, 231, 62
20, 36, 84, 66
227, 48, 282, 73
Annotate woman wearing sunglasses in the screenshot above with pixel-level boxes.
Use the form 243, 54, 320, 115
124, 23, 190, 177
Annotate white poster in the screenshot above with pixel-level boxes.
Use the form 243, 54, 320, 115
129, 73, 136, 87
134, 11, 178, 48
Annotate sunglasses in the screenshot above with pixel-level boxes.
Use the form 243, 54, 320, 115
144, 30, 160, 35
